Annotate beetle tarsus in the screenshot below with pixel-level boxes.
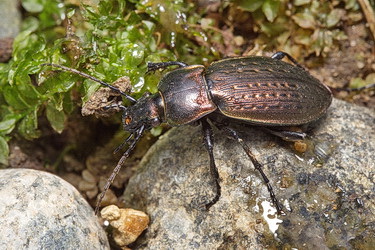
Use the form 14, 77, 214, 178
330, 83, 375, 92
271, 51, 304, 69
263, 128, 307, 141
201, 119, 221, 210
103, 103, 127, 111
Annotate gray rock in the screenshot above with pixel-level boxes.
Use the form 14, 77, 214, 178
0, 0, 21, 62
0, 168, 109, 249
122, 98, 375, 249
0, 0, 21, 39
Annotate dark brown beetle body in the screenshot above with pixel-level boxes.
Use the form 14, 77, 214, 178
155, 56, 332, 127
43, 52, 333, 215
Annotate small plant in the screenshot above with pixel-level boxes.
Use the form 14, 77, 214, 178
0, 0, 204, 164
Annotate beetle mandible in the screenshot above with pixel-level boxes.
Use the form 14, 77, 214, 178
43, 51, 333, 215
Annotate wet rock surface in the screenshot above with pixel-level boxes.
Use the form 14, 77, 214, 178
0, 168, 109, 249
122, 98, 374, 249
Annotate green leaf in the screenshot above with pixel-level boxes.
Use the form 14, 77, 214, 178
62, 92, 74, 114
12, 30, 35, 62
15, 81, 42, 106
349, 77, 367, 89
311, 29, 329, 56
18, 109, 40, 140
326, 9, 343, 28
236, 0, 264, 12
262, 0, 280, 22
117, 43, 145, 67
46, 102, 66, 133
0, 116, 19, 135
98, 0, 114, 16
259, 22, 287, 37
294, 0, 311, 6
292, 12, 316, 29
294, 29, 313, 46
345, 0, 359, 10
150, 126, 163, 137
21, 16, 40, 33
67, 8, 76, 19
3, 86, 30, 110
365, 73, 375, 85
38, 2, 66, 29
22, 0, 44, 13
0, 107, 23, 135
82, 80, 101, 103
0, 136, 9, 165
38, 71, 76, 94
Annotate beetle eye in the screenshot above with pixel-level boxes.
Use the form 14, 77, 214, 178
124, 116, 132, 125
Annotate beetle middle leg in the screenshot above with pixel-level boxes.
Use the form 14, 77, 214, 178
201, 119, 221, 210
218, 126, 284, 215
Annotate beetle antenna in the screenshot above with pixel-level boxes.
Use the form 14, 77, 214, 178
94, 125, 145, 215
41, 63, 137, 104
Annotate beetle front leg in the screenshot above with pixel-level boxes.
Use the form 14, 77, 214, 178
219, 126, 284, 215
147, 61, 188, 72
201, 119, 221, 210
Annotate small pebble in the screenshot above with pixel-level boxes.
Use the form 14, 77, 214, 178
101, 205, 149, 247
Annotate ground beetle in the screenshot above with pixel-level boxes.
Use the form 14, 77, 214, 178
43, 51, 333, 215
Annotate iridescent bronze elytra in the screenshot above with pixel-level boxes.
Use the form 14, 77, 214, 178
43, 51, 332, 215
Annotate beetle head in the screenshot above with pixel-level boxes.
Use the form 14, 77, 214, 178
122, 92, 162, 133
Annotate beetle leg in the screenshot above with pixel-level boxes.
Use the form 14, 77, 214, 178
262, 128, 307, 142
219, 126, 284, 215
201, 119, 221, 210
271, 51, 304, 69
147, 61, 188, 72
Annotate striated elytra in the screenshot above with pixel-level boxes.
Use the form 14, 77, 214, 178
42, 52, 333, 215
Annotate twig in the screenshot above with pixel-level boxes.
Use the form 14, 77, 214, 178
357, 0, 375, 42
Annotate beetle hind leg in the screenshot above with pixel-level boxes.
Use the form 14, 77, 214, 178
271, 51, 304, 69
201, 119, 221, 210
219, 126, 284, 215
263, 127, 307, 141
